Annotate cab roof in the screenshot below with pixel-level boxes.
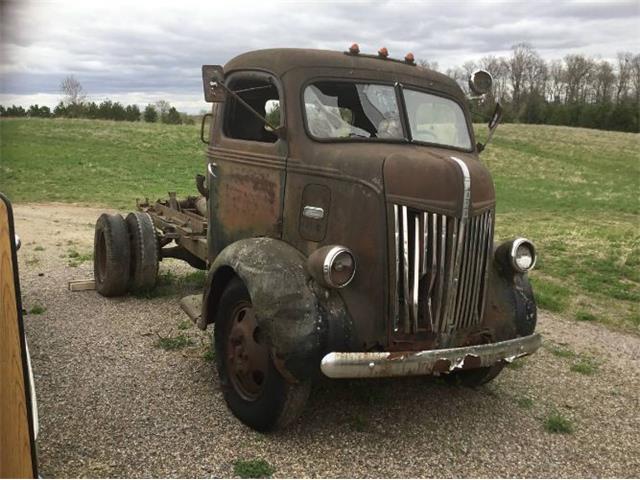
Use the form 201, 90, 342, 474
224, 48, 464, 101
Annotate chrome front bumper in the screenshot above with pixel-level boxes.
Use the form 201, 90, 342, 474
320, 333, 541, 379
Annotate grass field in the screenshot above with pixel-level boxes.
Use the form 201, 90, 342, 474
1, 118, 638, 331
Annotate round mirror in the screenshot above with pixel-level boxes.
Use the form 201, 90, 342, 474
468, 70, 493, 95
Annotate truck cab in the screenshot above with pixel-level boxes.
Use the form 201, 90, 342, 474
95, 46, 540, 431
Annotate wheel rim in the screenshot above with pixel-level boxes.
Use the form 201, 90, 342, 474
226, 301, 269, 401
95, 231, 107, 283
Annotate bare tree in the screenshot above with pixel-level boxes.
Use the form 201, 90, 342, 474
615, 52, 633, 103
630, 54, 640, 106
563, 54, 593, 104
417, 59, 439, 72
593, 60, 615, 103
548, 59, 565, 103
60, 75, 86, 106
508, 43, 537, 113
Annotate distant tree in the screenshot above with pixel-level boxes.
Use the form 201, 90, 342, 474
53, 101, 67, 117
28, 104, 41, 117
0, 105, 5, 117
125, 104, 141, 121
615, 52, 633, 104
98, 100, 113, 119
165, 106, 182, 124
5, 105, 27, 117
418, 59, 439, 71
143, 104, 158, 122
60, 75, 87, 117
156, 100, 171, 122
85, 101, 100, 119
111, 102, 127, 121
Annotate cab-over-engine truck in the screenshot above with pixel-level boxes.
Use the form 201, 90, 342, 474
93, 46, 541, 431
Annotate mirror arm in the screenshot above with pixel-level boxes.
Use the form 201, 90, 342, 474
211, 81, 282, 136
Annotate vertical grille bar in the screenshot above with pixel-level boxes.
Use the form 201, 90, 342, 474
434, 215, 447, 331
479, 212, 494, 320
401, 206, 411, 332
454, 214, 473, 323
392, 204, 400, 332
411, 214, 420, 332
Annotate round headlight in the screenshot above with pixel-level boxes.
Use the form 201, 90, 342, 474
468, 69, 493, 95
323, 246, 356, 288
510, 238, 536, 272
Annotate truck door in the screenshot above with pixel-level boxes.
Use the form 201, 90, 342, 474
207, 71, 287, 260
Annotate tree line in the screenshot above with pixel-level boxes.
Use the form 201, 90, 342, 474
432, 44, 639, 132
0, 76, 193, 125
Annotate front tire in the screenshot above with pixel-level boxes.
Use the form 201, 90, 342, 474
214, 277, 310, 431
444, 363, 505, 387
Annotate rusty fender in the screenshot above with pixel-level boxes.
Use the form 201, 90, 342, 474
482, 242, 538, 342
322, 333, 541, 378
200, 237, 350, 383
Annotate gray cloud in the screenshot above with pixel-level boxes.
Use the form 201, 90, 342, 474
1, 0, 638, 112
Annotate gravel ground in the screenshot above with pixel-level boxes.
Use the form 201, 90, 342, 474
15, 203, 640, 478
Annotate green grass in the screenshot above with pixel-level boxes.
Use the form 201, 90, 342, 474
516, 396, 534, 409
570, 357, 599, 375
544, 342, 576, 359
132, 270, 206, 299
543, 411, 574, 434
0, 118, 204, 208
233, 459, 275, 479
67, 248, 93, 267
2, 119, 638, 330
154, 333, 194, 351
29, 304, 46, 315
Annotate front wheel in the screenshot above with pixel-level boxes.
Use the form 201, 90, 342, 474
214, 277, 310, 431
444, 363, 505, 388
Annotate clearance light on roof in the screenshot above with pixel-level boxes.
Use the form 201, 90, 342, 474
378, 47, 389, 58
404, 52, 415, 64
349, 43, 360, 54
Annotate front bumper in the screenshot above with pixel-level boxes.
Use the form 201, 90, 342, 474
321, 333, 541, 378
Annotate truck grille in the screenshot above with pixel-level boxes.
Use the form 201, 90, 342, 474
391, 205, 494, 335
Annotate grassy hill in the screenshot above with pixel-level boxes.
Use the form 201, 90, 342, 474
1, 118, 638, 331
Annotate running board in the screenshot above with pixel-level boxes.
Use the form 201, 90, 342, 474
179, 294, 202, 324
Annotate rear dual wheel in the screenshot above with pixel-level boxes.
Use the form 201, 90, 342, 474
93, 212, 159, 296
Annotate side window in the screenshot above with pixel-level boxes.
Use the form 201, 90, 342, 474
224, 77, 281, 143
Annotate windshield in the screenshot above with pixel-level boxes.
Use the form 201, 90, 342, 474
303, 81, 472, 150
304, 82, 403, 140
403, 89, 471, 149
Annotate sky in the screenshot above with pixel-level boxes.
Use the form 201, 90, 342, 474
1, 0, 638, 113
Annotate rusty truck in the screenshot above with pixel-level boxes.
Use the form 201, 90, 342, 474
93, 46, 541, 431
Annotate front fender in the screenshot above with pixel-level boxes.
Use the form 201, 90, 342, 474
201, 238, 338, 382
482, 258, 537, 342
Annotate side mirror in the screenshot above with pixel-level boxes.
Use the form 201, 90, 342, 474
202, 65, 225, 103
468, 69, 493, 96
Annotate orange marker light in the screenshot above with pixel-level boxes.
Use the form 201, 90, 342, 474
349, 43, 360, 54
405, 52, 415, 64
378, 47, 389, 58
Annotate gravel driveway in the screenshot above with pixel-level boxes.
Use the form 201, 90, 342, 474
15, 203, 640, 478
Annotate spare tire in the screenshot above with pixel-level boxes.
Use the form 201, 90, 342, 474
94, 213, 131, 297
125, 212, 159, 292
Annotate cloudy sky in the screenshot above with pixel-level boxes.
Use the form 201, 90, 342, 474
1, 0, 638, 113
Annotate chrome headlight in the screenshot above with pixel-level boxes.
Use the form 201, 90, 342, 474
511, 238, 536, 272
307, 245, 356, 289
